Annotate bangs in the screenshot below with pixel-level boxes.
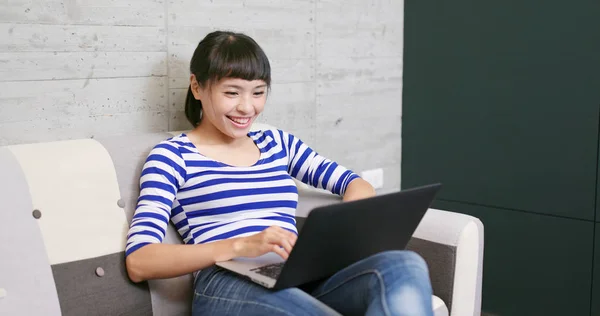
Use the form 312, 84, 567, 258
207, 36, 271, 86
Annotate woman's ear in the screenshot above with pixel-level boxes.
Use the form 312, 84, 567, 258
190, 74, 202, 100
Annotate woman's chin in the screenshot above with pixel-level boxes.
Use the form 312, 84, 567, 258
222, 125, 252, 139
227, 118, 254, 134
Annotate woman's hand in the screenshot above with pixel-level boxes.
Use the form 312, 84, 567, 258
232, 226, 298, 260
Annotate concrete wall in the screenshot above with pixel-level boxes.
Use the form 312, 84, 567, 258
0, 0, 403, 190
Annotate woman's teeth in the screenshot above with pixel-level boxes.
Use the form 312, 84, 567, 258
228, 116, 250, 125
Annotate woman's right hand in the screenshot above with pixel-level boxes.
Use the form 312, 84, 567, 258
232, 226, 298, 260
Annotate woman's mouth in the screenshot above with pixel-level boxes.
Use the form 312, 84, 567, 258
227, 116, 252, 128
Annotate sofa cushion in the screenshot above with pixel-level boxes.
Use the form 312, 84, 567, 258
97, 133, 193, 316
406, 237, 456, 312
51, 252, 152, 316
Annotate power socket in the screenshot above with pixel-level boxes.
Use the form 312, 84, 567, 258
361, 168, 384, 189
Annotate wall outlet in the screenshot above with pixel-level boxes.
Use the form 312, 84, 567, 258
361, 168, 384, 189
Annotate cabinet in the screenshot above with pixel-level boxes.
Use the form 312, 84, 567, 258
432, 200, 593, 315
403, 0, 600, 220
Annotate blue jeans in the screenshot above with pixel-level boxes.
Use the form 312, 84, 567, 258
192, 250, 433, 316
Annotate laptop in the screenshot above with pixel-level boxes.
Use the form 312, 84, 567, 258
215, 183, 442, 290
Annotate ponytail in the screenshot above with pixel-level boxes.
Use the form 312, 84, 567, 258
184, 85, 202, 127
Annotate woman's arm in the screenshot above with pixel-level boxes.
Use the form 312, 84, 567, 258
278, 129, 374, 199
125, 141, 194, 282
126, 239, 236, 282
126, 226, 297, 283
342, 177, 376, 202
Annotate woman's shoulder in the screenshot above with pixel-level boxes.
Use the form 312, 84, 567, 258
148, 133, 195, 160
249, 127, 292, 144
249, 123, 296, 138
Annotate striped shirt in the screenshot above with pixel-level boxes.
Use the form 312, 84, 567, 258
125, 128, 360, 257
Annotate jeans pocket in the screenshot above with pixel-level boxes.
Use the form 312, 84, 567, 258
194, 265, 223, 297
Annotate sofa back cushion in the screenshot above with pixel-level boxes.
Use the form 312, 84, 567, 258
97, 132, 193, 316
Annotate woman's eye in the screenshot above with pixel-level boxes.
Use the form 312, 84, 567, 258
225, 92, 238, 96
254, 91, 265, 96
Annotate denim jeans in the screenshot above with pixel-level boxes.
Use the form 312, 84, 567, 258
192, 250, 434, 316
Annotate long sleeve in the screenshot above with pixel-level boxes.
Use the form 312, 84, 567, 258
278, 129, 360, 196
125, 141, 187, 257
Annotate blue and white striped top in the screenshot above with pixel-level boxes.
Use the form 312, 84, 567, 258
125, 129, 360, 257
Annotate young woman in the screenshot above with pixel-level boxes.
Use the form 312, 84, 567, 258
125, 30, 433, 316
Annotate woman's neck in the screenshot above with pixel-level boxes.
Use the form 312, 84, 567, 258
191, 119, 247, 147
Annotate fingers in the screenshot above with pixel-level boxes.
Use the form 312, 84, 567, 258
279, 238, 293, 255
263, 226, 297, 257
287, 231, 297, 246
271, 244, 289, 259
268, 226, 297, 244
277, 227, 298, 247
264, 230, 292, 252
275, 226, 297, 245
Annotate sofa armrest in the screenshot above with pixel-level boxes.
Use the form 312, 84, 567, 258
408, 208, 484, 316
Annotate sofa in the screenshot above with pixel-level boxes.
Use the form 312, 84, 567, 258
0, 124, 483, 316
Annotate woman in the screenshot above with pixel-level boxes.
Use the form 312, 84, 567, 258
125, 30, 433, 316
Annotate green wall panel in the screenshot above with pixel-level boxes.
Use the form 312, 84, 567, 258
403, 0, 600, 220
597, 131, 600, 223
433, 200, 593, 316
593, 225, 600, 316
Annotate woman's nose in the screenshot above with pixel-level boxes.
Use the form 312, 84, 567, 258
236, 95, 253, 113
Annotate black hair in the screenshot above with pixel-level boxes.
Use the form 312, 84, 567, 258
185, 30, 272, 127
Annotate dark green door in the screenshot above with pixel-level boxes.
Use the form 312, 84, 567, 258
403, 0, 600, 220
403, 0, 600, 314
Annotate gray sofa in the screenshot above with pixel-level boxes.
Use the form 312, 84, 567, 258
0, 127, 483, 316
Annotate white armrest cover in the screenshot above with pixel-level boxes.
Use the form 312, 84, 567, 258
411, 208, 484, 316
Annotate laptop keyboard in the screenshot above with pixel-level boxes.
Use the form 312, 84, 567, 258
250, 262, 285, 279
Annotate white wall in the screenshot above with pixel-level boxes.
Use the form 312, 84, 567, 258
0, 0, 403, 190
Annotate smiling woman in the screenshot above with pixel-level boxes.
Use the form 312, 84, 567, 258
124, 30, 432, 316
184, 31, 271, 131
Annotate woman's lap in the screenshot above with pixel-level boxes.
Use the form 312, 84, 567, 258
192, 250, 433, 316
192, 265, 339, 316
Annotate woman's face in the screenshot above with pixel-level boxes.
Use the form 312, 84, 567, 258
191, 76, 268, 139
